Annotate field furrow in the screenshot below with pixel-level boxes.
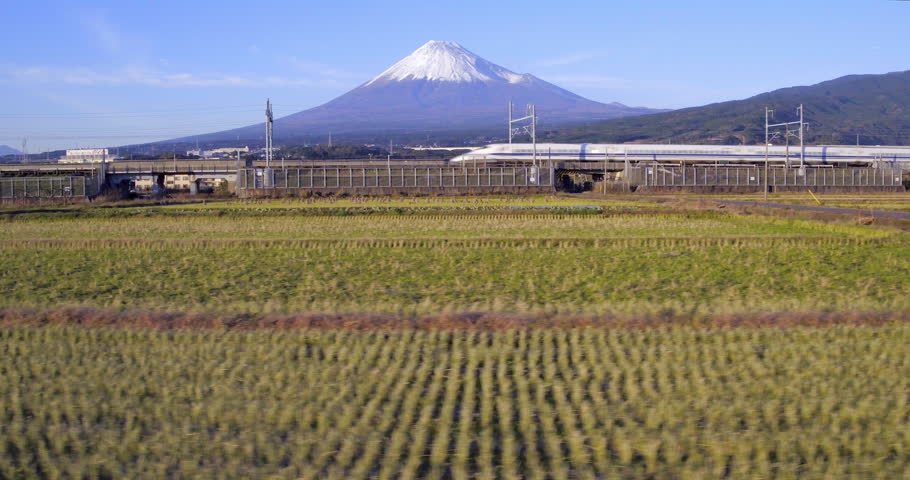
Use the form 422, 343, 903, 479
3, 324, 910, 477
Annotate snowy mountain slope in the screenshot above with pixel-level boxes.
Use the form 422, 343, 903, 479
366, 41, 526, 85
182, 41, 662, 143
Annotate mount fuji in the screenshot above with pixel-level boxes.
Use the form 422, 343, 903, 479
185, 41, 661, 143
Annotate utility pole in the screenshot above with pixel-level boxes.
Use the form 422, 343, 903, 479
265, 99, 273, 169
798, 104, 805, 173
785, 124, 790, 168
389, 138, 396, 187
531, 104, 537, 169
508, 101, 513, 144
764, 107, 772, 201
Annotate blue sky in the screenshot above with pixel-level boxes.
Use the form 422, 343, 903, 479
1, 0, 908, 152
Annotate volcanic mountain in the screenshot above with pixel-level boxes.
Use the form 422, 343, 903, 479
187, 41, 660, 143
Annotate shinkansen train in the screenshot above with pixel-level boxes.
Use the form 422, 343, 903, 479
450, 143, 910, 167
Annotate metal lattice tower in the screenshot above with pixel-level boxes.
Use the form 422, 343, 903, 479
764, 104, 808, 200
508, 102, 538, 167
766, 104, 807, 169
265, 99, 274, 169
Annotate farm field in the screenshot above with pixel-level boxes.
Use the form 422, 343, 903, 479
156, 195, 655, 210
2, 194, 909, 478
2, 237, 909, 315
682, 192, 910, 212
0, 210, 895, 240
0, 200, 907, 315
3, 326, 910, 478
0, 194, 653, 215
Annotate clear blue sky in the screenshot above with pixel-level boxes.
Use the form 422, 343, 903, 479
1, 0, 907, 152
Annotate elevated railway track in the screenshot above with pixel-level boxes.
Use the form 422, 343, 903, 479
1, 156, 906, 200
0, 158, 451, 176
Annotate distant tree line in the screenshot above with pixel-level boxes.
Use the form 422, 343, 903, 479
274, 145, 468, 160
122, 153, 201, 161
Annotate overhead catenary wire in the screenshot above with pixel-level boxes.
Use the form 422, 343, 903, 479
0, 103, 313, 119
0, 103, 308, 150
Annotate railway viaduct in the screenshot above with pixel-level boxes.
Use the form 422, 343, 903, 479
1, 159, 906, 200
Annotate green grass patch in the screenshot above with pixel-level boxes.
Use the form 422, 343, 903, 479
1, 239, 906, 315
1, 203, 906, 316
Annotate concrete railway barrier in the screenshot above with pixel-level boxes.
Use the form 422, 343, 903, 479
236, 166, 555, 196
0, 175, 97, 202
2, 161, 907, 199
625, 165, 906, 192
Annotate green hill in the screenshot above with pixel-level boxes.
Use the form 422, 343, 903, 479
547, 70, 910, 146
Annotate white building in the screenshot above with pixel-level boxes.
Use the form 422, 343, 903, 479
186, 146, 249, 158
133, 175, 227, 192
58, 148, 118, 164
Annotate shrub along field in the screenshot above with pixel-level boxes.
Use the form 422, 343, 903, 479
1, 196, 909, 478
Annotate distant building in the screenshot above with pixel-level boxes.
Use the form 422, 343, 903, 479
166, 175, 194, 190
132, 176, 156, 191
133, 175, 227, 192
58, 148, 118, 164
132, 174, 195, 191
186, 146, 249, 158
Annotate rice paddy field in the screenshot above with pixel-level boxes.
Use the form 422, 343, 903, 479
2, 195, 910, 478
687, 192, 910, 212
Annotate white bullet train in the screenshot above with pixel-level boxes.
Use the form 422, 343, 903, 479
450, 143, 910, 167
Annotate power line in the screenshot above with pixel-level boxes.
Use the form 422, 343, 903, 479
0, 103, 311, 119
0, 105, 263, 118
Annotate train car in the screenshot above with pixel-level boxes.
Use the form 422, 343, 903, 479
450, 143, 910, 167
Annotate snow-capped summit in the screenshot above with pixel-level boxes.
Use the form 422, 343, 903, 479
366, 40, 527, 85
183, 41, 662, 142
